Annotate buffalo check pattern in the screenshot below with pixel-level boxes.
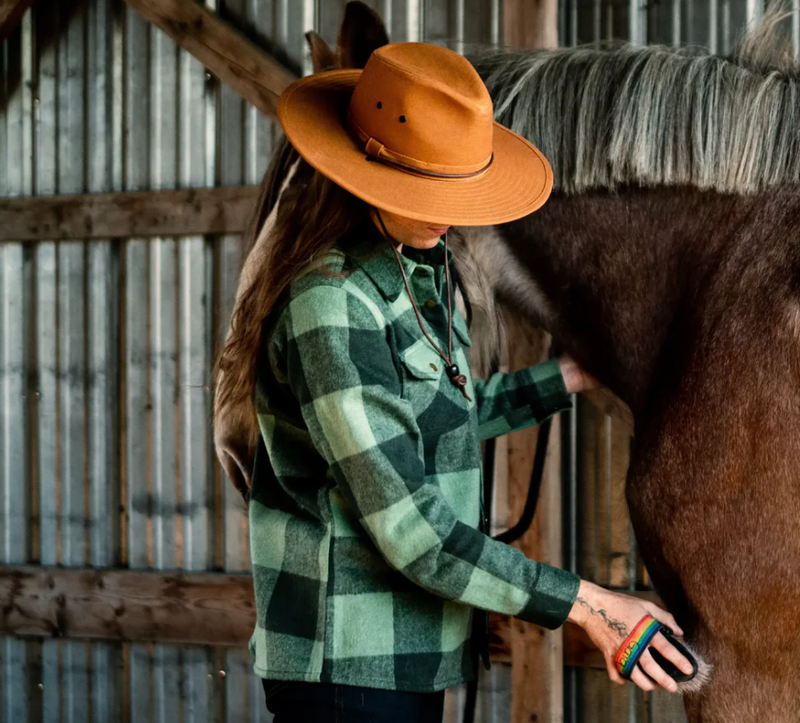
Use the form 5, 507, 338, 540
249, 221, 579, 693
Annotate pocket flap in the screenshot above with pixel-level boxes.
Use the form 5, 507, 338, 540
400, 339, 443, 380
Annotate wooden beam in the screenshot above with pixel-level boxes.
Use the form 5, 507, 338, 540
0, 566, 256, 646
583, 387, 635, 436
504, 0, 558, 50
0, 186, 260, 241
0, 0, 35, 43
1, 566, 662, 663
501, 311, 563, 723
7, 563, 641, 665
123, 0, 297, 119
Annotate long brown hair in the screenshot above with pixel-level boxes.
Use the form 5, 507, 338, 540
215, 154, 369, 418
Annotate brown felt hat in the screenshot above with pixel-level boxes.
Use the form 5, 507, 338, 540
277, 42, 553, 226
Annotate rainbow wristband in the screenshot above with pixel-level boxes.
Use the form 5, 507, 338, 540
614, 615, 662, 679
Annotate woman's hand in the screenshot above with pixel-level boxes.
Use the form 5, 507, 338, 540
567, 580, 695, 693
558, 355, 601, 394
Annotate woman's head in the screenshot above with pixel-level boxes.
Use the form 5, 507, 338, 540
215, 12, 553, 431
278, 42, 553, 227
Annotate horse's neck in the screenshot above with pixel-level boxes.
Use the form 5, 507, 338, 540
496, 187, 759, 414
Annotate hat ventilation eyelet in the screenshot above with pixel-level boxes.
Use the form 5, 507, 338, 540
399, 115, 407, 123
377, 101, 382, 109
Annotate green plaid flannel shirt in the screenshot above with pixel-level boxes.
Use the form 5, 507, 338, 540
248, 221, 580, 692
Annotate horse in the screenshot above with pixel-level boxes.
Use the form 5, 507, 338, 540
215, 4, 800, 721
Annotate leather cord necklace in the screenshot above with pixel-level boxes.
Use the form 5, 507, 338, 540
374, 209, 472, 402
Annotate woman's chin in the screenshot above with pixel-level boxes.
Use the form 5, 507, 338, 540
406, 235, 445, 250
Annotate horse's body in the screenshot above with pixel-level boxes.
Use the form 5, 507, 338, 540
216, 5, 800, 720
472, 188, 800, 720
456, 26, 800, 719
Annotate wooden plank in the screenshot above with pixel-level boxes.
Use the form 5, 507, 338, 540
504, 0, 558, 50
583, 387, 635, 436
122, 0, 296, 119
0, 0, 35, 42
499, 310, 563, 723
0, 566, 256, 646
511, 416, 565, 723
0, 186, 260, 242
1, 563, 662, 660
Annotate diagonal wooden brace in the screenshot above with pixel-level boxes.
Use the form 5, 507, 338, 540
0, 0, 36, 42
123, 0, 298, 119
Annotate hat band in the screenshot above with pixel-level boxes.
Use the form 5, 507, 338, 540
366, 143, 494, 179
348, 107, 494, 180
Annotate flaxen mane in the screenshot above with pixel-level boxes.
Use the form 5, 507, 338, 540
467, 9, 800, 195
449, 9, 800, 373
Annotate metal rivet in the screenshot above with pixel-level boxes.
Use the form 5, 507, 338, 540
399, 115, 407, 123
430, 363, 438, 372
424, 299, 436, 308
377, 101, 382, 109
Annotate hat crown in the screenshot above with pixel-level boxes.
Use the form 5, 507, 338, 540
348, 43, 494, 175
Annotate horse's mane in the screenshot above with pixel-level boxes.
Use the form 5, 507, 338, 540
468, 8, 800, 194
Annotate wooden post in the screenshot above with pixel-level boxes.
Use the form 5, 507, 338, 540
498, 4, 562, 719
0, 0, 35, 42
501, 311, 564, 723
504, 0, 559, 50
122, 0, 297, 119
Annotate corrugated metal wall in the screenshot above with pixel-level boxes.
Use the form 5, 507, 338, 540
0, 1, 506, 722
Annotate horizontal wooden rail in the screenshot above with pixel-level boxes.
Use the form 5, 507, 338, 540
0, 186, 261, 242
1, 564, 662, 662
0, 565, 256, 647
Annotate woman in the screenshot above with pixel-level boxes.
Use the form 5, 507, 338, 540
217, 41, 694, 721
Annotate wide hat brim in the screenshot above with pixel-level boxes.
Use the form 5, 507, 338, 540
277, 69, 553, 227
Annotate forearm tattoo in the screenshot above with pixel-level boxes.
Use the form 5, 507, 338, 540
575, 597, 629, 636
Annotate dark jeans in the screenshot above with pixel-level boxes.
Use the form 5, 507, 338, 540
262, 679, 445, 722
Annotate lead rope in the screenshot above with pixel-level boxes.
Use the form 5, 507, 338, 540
374, 209, 472, 402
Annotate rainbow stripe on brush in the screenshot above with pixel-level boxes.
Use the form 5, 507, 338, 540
614, 616, 662, 678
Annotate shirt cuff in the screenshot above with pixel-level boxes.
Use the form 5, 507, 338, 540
521, 358, 573, 420
518, 564, 581, 629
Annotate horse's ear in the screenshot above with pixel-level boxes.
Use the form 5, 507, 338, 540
338, 1, 390, 69
306, 31, 337, 72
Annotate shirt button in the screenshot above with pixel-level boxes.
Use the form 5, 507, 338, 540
424, 299, 436, 308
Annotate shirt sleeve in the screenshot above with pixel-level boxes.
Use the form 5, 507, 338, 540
270, 283, 580, 629
473, 360, 573, 442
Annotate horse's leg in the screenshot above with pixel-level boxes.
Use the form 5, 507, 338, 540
626, 388, 800, 723
681, 654, 798, 723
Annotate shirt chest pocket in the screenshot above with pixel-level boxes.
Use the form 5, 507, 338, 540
399, 339, 469, 434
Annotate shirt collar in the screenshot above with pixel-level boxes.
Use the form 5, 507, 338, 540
341, 219, 452, 302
